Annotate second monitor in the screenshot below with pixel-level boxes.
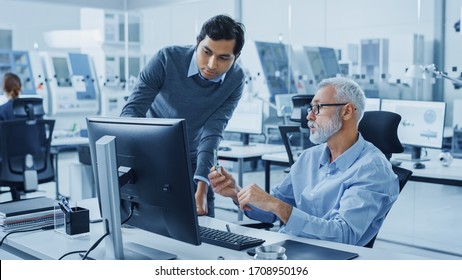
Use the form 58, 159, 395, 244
381, 99, 446, 161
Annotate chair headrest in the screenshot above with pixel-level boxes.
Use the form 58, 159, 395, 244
12, 97, 45, 120
359, 111, 404, 158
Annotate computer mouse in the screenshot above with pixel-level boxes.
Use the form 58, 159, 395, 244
413, 162, 426, 169
218, 146, 231, 151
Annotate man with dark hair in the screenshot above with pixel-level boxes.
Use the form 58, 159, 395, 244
121, 14, 246, 217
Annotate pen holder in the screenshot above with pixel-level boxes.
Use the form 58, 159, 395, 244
54, 205, 90, 238
65, 207, 90, 236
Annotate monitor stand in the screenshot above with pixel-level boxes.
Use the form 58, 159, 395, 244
230, 133, 256, 147
396, 146, 430, 162
90, 135, 177, 260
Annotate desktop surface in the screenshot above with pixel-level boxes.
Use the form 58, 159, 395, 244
0, 199, 426, 260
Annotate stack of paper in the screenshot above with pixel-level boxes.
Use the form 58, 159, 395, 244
0, 197, 59, 232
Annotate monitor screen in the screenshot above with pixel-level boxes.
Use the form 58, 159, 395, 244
304, 47, 326, 82
275, 93, 297, 117
51, 57, 72, 87
365, 98, 381, 111
255, 41, 298, 99
318, 47, 340, 78
86, 117, 201, 259
381, 99, 446, 160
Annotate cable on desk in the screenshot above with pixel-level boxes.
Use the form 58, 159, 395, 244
0, 226, 52, 246
81, 231, 109, 260
58, 250, 87, 260
81, 202, 135, 260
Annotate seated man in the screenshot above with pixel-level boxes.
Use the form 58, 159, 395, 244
209, 77, 399, 246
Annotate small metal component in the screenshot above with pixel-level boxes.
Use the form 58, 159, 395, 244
214, 149, 222, 175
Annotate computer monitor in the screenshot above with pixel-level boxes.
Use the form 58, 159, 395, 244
274, 93, 297, 117
318, 47, 340, 78
86, 117, 201, 259
365, 98, 381, 111
225, 97, 263, 146
381, 99, 446, 161
51, 56, 72, 87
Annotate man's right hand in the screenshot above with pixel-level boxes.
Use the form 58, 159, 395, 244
208, 166, 240, 203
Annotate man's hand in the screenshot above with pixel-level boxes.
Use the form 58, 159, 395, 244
195, 180, 208, 216
208, 166, 240, 204
238, 184, 293, 224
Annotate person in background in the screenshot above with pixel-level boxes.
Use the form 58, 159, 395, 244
0, 72, 22, 121
120, 14, 246, 217
209, 77, 399, 246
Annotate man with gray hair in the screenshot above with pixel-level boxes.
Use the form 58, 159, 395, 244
209, 77, 399, 246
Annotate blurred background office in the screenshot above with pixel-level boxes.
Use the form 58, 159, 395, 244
0, 0, 461, 259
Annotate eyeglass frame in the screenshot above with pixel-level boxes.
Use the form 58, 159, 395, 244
306, 103, 348, 115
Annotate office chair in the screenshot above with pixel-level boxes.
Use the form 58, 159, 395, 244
358, 110, 413, 248
290, 94, 314, 123
279, 125, 303, 167
12, 97, 45, 121
0, 118, 55, 201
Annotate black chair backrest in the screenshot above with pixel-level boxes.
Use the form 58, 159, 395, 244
290, 94, 314, 123
358, 111, 412, 248
0, 119, 55, 189
12, 97, 45, 121
358, 111, 404, 159
279, 125, 301, 166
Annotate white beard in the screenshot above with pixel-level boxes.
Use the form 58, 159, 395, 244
308, 113, 342, 144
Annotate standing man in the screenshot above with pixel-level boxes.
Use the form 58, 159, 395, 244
209, 77, 399, 246
121, 14, 246, 217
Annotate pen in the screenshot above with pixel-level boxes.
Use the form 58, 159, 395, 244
226, 224, 231, 233
61, 197, 73, 213
58, 202, 69, 214
214, 149, 222, 175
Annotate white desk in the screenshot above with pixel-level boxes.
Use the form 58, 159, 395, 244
0, 199, 424, 260
218, 140, 286, 188
392, 150, 462, 187
51, 137, 89, 147
262, 150, 462, 190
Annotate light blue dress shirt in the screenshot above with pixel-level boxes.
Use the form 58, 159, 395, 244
244, 133, 399, 246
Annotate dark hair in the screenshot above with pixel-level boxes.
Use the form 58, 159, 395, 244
2, 72, 21, 99
196, 14, 246, 56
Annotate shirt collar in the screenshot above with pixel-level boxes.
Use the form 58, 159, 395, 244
187, 50, 226, 83
319, 133, 366, 172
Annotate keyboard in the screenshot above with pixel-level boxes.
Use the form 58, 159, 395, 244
199, 226, 265, 251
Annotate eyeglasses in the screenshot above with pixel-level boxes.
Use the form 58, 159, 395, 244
307, 103, 348, 115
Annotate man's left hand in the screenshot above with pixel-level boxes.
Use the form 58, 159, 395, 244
195, 180, 208, 216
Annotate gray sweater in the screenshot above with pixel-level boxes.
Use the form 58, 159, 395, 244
120, 45, 244, 184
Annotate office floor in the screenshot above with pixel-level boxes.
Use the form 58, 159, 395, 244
2, 152, 461, 260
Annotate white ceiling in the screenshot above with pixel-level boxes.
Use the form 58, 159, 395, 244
5, 0, 201, 11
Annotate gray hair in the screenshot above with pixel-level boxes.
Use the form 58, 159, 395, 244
315, 77, 366, 124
